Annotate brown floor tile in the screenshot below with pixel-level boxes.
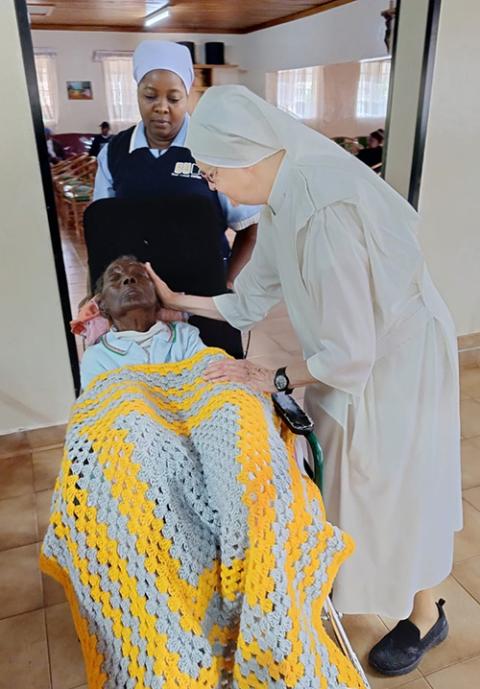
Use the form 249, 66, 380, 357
460, 367, 480, 399
426, 654, 480, 689
416, 576, 480, 675
0, 493, 37, 550
340, 613, 422, 688
0, 609, 51, 689
460, 399, 480, 439
454, 501, 480, 563
27, 425, 66, 452
0, 431, 29, 459
32, 447, 63, 492
42, 572, 67, 607
453, 555, 480, 604
461, 437, 480, 490
0, 453, 34, 500
45, 603, 86, 689
394, 680, 431, 689
463, 485, 480, 511
36, 489, 54, 541
0, 543, 43, 619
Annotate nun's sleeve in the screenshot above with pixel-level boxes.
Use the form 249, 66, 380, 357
92, 144, 115, 201
304, 204, 376, 397
213, 226, 282, 331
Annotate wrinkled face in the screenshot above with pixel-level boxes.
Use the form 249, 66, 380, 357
197, 162, 261, 206
100, 258, 158, 320
137, 69, 188, 145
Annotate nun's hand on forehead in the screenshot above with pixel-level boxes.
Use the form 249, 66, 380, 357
145, 262, 180, 310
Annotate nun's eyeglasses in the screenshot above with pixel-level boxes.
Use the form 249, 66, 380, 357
199, 167, 217, 186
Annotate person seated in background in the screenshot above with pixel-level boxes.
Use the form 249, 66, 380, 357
80, 256, 204, 388
45, 127, 67, 165
356, 128, 384, 168
89, 121, 112, 158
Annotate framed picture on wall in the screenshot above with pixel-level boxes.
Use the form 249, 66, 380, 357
66, 81, 93, 100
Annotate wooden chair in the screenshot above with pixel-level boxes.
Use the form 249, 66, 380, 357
51, 154, 91, 229
60, 157, 97, 234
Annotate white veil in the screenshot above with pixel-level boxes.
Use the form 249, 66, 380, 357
185, 84, 416, 224
185, 84, 354, 168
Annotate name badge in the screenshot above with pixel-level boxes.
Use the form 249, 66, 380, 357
172, 162, 202, 179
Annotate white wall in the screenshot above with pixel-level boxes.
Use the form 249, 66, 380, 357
0, 5, 75, 433
418, 0, 480, 335
32, 30, 243, 133
238, 0, 388, 96
33, 0, 388, 133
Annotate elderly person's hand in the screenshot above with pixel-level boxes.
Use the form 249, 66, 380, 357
204, 359, 276, 393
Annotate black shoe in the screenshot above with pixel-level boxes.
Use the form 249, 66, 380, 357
368, 599, 448, 676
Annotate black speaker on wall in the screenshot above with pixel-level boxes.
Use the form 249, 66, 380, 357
177, 41, 196, 64
205, 42, 225, 65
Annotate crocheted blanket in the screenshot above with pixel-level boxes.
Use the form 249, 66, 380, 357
40, 348, 365, 689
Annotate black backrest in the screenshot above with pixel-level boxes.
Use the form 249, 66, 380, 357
84, 196, 226, 293
83, 196, 243, 357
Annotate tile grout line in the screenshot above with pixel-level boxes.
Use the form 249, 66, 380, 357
42, 606, 54, 689
422, 652, 480, 682
450, 571, 480, 605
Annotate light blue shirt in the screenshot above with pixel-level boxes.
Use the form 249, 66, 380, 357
80, 321, 205, 389
93, 115, 261, 231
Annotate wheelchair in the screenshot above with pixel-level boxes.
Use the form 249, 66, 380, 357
83, 196, 371, 688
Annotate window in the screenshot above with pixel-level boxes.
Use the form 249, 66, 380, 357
34, 52, 59, 127
356, 59, 391, 118
274, 66, 323, 120
100, 55, 139, 129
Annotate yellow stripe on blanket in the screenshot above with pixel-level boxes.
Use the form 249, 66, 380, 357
40, 348, 366, 689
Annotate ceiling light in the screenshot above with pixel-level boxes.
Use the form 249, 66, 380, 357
145, 4, 170, 27
27, 4, 54, 16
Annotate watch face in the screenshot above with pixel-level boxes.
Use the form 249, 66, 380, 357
275, 374, 288, 391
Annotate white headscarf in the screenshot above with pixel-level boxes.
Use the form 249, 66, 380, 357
185, 85, 416, 220
185, 84, 352, 168
133, 40, 195, 93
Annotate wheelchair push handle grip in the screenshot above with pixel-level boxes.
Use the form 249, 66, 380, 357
271, 392, 315, 436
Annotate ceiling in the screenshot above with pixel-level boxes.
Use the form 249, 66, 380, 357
27, 0, 356, 34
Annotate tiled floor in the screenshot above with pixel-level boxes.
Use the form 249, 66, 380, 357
1, 222, 479, 688
60, 221, 89, 361
1, 358, 479, 688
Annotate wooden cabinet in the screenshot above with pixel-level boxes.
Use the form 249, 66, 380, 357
188, 64, 241, 112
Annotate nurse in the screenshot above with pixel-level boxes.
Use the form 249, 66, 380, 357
93, 41, 261, 287
146, 85, 462, 677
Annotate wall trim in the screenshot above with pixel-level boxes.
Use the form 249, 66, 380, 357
14, 0, 81, 395
408, 0, 442, 208
381, 0, 402, 179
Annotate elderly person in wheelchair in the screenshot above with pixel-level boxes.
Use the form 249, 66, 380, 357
41, 257, 369, 689
79, 256, 205, 389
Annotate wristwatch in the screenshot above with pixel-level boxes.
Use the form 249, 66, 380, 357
274, 367, 293, 394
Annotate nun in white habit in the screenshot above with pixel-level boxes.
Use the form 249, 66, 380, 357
146, 85, 462, 677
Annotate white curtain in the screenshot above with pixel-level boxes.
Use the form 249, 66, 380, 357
274, 66, 324, 120
34, 52, 59, 128
356, 59, 391, 118
266, 59, 390, 138
101, 56, 140, 130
